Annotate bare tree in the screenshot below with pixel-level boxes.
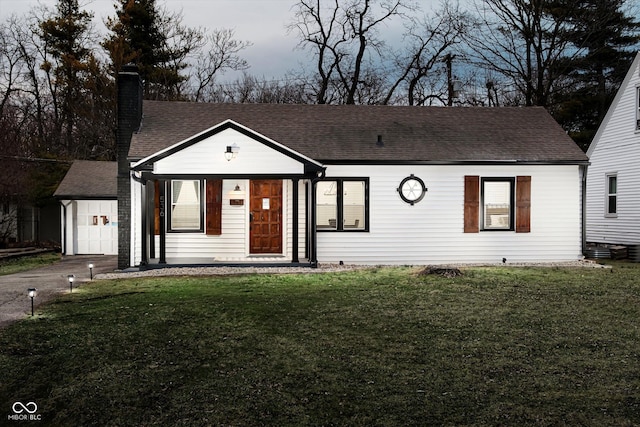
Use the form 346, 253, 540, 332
384, 1, 470, 105
466, 0, 582, 107
190, 29, 251, 102
289, 0, 411, 104
0, 12, 52, 156
0, 16, 27, 116
154, 5, 206, 100
204, 73, 311, 104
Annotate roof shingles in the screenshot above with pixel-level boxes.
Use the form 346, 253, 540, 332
54, 160, 117, 198
130, 102, 588, 164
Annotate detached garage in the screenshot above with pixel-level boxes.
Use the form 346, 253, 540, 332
54, 160, 118, 255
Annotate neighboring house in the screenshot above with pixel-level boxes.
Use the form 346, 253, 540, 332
115, 66, 588, 270
586, 52, 640, 251
54, 160, 118, 255
0, 157, 62, 247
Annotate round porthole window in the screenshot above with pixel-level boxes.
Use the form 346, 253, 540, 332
398, 174, 427, 205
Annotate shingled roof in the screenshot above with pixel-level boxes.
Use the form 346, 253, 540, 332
130, 102, 588, 164
54, 160, 117, 199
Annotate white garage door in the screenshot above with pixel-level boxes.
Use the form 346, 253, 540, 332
76, 200, 118, 255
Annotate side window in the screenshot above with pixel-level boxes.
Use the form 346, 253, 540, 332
636, 87, 640, 130
482, 178, 514, 231
169, 179, 203, 231
606, 173, 617, 217
316, 179, 368, 231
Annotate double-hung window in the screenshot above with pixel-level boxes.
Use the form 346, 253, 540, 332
169, 179, 203, 231
316, 178, 368, 231
606, 173, 617, 217
481, 178, 515, 231
464, 175, 530, 233
636, 87, 640, 130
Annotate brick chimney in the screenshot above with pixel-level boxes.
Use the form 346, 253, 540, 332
117, 64, 143, 270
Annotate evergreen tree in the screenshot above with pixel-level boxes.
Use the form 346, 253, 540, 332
38, 0, 95, 156
552, 0, 640, 150
104, 0, 203, 100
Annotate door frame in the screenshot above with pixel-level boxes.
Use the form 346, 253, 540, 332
248, 179, 286, 255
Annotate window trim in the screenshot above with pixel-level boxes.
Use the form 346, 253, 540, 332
316, 177, 369, 232
167, 179, 205, 232
636, 86, 640, 131
481, 177, 515, 231
605, 173, 618, 218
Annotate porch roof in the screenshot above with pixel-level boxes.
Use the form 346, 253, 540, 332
130, 102, 588, 165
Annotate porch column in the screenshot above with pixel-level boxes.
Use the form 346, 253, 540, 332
292, 179, 299, 263
158, 179, 167, 264
140, 179, 148, 266
309, 179, 318, 268
149, 181, 156, 260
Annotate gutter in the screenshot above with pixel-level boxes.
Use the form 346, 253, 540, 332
319, 159, 591, 166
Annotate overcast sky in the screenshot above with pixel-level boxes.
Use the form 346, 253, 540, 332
0, 0, 306, 80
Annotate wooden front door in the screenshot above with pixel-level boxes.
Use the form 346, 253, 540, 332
250, 180, 283, 254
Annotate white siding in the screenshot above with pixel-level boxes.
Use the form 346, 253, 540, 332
316, 164, 583, 265
133, 179, 309, 265
130, 123, 316, 266
586, 53, 640, 245
154, 128, 305, 175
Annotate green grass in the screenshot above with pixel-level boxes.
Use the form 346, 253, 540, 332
1, 265, 640, 426
0, 252, 61, 276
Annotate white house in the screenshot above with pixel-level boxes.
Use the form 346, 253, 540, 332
54, 160, 118, 255
586, 52, 640, 253
115, 66, 588, 270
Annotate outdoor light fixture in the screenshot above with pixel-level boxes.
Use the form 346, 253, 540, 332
67, 274, 75, 293
224, 144, 239, 161
229, 183, 245, 205
231, 184, 245, 196
88, 263, 94, 280
27, 288, 37, 316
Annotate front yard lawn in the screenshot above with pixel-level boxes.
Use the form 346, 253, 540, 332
0, 252, 60, 276
1, 264, 639, 426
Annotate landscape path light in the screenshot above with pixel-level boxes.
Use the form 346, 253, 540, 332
27, 288, 37, 316
67, 274, 75, 293
88, 263, 94, 280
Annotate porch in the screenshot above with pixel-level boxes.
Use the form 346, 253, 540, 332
139, 256, 314, 270
133, 177, 322, 269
